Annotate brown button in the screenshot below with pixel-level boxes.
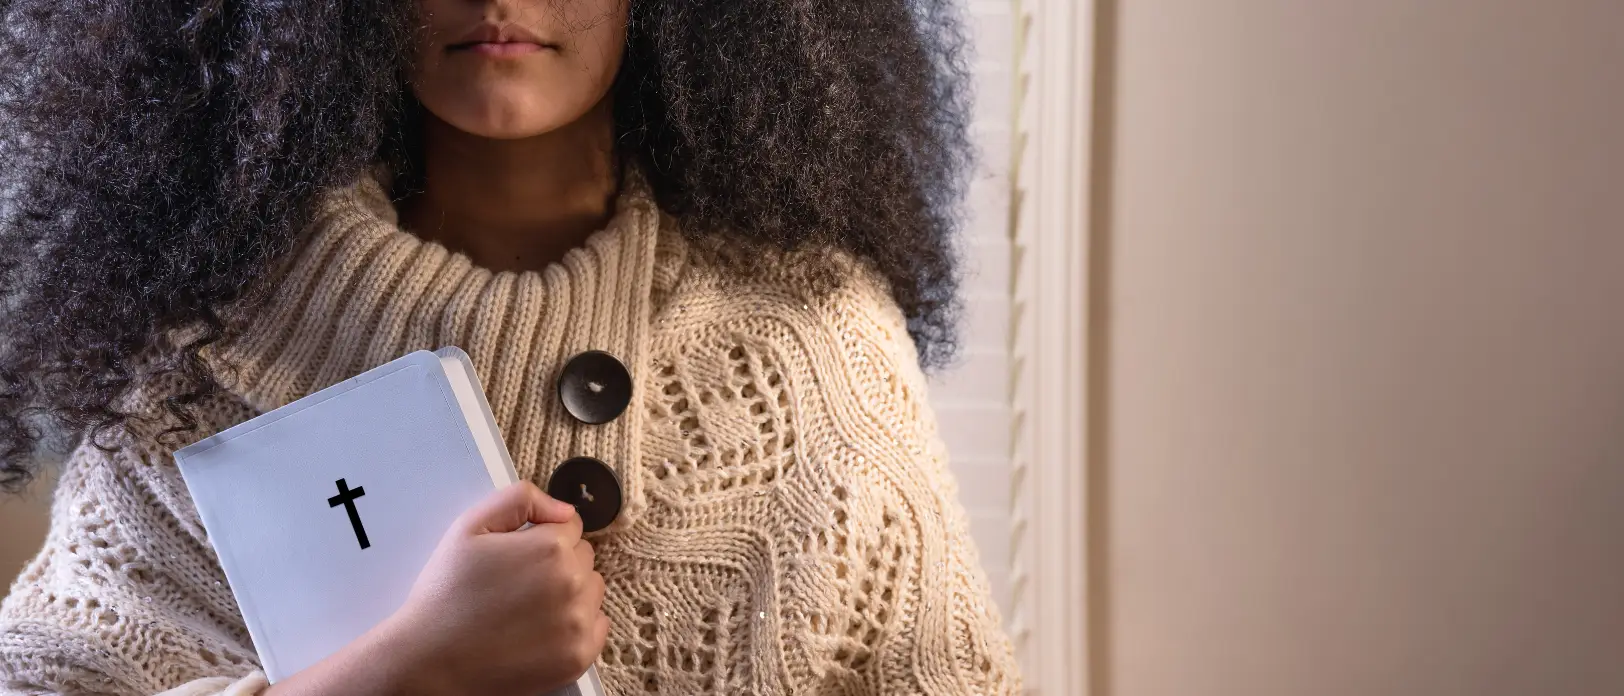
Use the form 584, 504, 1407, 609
557, 350, 633, 425
547, 456, 623, 533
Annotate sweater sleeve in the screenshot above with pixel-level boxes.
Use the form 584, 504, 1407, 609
0, 440, 268, 695
799, 277, 1023, 695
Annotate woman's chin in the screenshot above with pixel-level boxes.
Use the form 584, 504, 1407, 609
454, 119, 563, 141
438, 100, 582, 141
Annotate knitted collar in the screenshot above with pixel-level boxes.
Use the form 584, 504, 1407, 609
211, 170, 672, 529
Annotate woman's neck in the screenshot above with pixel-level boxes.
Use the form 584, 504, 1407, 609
400, 100, 618, 273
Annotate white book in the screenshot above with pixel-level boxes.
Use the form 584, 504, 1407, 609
176, 348, 605, 695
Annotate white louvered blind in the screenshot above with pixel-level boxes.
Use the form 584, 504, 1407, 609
927, 0, 1024, 661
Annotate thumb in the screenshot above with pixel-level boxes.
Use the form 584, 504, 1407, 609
460, 481, 577, 534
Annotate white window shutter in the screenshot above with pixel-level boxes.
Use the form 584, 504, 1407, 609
927, 0, 1027, 669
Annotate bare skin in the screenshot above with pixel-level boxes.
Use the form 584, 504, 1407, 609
398, 98, 618, 273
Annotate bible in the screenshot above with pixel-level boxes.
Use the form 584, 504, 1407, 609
176, 348, 606, 695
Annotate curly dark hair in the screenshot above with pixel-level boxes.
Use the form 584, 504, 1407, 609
0, 0, 973, 492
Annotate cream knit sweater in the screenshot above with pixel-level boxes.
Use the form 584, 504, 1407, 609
0, 175, 1020, 695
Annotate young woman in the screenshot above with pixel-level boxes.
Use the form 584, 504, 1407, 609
0, 0, 1019, 694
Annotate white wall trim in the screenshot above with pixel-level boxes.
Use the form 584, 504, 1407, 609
1008, 0, 1093, 693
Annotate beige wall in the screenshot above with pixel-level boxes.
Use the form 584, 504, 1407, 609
1101, 2, 1624, 696
0, 477, 52, 596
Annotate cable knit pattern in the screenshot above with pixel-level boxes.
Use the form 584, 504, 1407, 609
0, 174, 1021, 695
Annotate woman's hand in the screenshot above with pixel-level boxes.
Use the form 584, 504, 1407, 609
265, 482, 608, 696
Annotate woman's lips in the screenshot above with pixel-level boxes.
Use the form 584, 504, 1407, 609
452, 41, 547, 57
448, 23, 555, 57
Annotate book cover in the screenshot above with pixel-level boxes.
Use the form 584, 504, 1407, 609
177, 349, 603, 695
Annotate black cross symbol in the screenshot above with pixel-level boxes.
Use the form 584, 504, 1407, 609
328, 478, 370, 550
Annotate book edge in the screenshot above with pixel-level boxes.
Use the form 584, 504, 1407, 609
433, 347, 606, 696
434, 347, 521, 487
